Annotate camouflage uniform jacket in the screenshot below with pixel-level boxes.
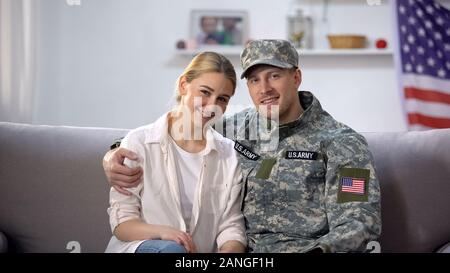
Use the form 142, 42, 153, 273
218, 91, 381, 252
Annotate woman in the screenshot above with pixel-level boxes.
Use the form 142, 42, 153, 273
105, 52, 246, 253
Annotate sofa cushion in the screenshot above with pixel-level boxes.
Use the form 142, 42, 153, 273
363, 129, 450, 252
0, 122, 128, 252
1, 122, 450, 252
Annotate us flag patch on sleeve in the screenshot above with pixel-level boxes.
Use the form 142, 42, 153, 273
337, 168, 370, 203
341, 177, 365, 195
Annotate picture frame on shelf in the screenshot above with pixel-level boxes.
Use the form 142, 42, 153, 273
190, 10, 249, 48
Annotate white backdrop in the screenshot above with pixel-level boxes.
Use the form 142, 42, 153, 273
0, 0, 37, 123
1, 0, 422, 132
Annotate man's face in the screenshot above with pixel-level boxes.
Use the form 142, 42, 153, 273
246, 65, 302, 124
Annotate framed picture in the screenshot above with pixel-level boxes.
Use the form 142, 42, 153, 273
190, 10, 249, 47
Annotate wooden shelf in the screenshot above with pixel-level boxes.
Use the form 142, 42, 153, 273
175, 46, 393, 57
299, 48, 393, 56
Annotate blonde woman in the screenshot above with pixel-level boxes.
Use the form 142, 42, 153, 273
105, 52, 246, 253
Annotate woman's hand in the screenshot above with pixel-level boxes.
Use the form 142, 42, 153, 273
156, 225, 197, 253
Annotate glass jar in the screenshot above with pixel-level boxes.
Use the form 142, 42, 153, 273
287, 9, 313, 49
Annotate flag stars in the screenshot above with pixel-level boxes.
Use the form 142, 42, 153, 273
417, 46, 425, 55
417, 28, 426, 37
405, 63, 413, 72
434, 32, 442, 40
416, 65, 424, 73
403, 44, 410, 53
401, 25, 407, 33
416, 9, 424, 17
399, 2, 449, 81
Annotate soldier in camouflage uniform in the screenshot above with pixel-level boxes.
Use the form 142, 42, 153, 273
103, 39, 381, 253
215, 39, 381, 252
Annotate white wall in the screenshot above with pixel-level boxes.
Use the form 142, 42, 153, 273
30, 0, 408, 131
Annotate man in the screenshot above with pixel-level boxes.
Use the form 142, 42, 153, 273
103, 39, 381, 253
222, 17, 243, 45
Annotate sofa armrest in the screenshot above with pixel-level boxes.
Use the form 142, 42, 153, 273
0, 231, 7, 253
436, 242, 450, 253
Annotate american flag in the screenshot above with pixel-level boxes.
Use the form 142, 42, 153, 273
396, 0, 450, 129
341, 177, 365, 195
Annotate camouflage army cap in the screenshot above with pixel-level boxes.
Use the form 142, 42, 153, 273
240, 39, 299, 79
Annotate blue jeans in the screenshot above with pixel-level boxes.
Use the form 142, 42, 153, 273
135, 240, 187, 253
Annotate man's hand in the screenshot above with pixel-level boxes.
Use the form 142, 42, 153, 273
218, 240, 246, 253
103, 147, 143, 195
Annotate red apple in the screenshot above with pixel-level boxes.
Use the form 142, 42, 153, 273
376, 39, 388, 49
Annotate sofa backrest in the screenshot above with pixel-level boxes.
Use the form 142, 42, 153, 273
0, 122, 449, 252
362, 130, 450, 252
0, 122, 128, 252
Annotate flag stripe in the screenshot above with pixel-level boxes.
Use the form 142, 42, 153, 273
403, 74, 450, 95
408, 113, 450, 128
409, 124, 435, 130
405, 98, 450, 117
405, 87, 450, 104
342, 189, 364, 193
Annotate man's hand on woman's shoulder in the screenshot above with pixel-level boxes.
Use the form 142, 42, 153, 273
103, 147, 143, 195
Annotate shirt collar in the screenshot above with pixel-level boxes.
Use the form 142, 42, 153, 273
144, 112, 220, 154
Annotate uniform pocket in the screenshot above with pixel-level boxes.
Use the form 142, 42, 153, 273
276, 159, 326, 204
277, 159, 325, 181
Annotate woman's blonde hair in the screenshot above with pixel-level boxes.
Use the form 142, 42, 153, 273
175, 52, 236, 103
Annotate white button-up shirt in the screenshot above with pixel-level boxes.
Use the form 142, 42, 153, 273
105, 113, 246, 253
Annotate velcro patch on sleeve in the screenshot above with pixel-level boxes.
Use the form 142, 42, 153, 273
337, 168, 370, 203
255, 158, 277, 179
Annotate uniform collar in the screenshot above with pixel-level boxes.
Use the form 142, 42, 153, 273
238, 91, 323, 146
278, 91, 322, 139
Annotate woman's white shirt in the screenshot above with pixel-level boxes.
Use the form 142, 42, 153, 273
169, 136, 203, 232
105, 113, 246, 253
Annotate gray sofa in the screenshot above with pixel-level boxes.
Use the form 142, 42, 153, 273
0, 122, 449, 253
